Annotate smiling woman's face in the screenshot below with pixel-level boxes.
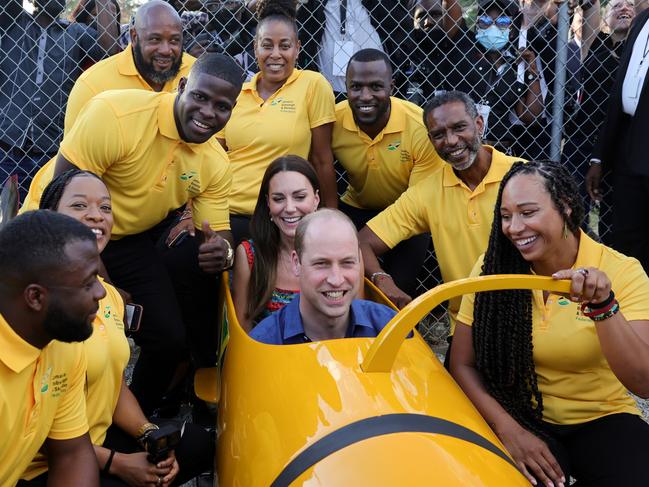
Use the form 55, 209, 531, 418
56, 175, 113, 252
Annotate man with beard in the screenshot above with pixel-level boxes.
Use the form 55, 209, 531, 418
52, 53, 244, 415
359, 91, 522, 330
19, 0, 194, 211
64, 0, 193, 133
0, 0, 110, 200
0, 210, 105, 485
333, 48, 442, 297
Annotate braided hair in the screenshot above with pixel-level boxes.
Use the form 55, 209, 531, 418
39, 169, 104, 211
255, 0, 298, 34
472, 160, 584, 435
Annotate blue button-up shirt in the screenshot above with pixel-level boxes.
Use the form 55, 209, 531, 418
0, 11, 103, 153
250, 295, 397, 345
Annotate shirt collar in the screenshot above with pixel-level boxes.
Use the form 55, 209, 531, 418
442, 146, 512, 188
157, 93, 202, 153
341, 97, 405, 137
282, 296, 376, 342
573, 230, 604, 270
0, 313, 41, 373
117, 45, 141, 77
245, 68, 301, 97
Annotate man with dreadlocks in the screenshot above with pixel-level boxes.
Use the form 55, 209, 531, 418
451, 160, 649, 487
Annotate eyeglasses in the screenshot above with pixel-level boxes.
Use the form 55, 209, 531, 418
477, 15, 513, 30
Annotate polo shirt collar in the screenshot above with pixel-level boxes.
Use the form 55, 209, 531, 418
573, 230, 604, 269
341, 97, 405, 136
0, 313, 40, 373
442, 145, 509, 188
117, 45, 140, 77
246, 68, 301, 96
282, 296, 376, 342
157, 93, 202, 153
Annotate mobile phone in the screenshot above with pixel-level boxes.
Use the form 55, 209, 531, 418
168, 229, 190, 248
125, 303, 143, 333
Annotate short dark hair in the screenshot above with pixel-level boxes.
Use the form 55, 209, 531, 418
0, 211, 96, 290
346, 48, 393, 78
190, 52, 245, 91
423, 91, 478, 126
39, 169, 105, 211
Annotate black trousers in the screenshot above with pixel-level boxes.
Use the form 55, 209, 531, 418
102, 211, 220, 415
609, 171, 649, 272
339, 201, 431, 297
537, 413, 649, 486
18, 422, 213, 487
230, 214, 252, 247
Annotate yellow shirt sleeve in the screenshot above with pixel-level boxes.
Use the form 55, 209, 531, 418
192, 157, 233, 232
307, 74, 336, 129
609, 256, 649, 322
366, 182, 431, 249
63, 78, 98, 136
60, 97, 126, 176
48, 346, 89, 440
456, 255, 486, 326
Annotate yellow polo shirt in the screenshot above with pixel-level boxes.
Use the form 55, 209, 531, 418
59, 90, 232, 239
64, 45, 195, 134
367, 147, 522, 322
333, 97, 443, 210
23, 278, 130, 480
0, 314, 88, 486
457, 232, 649, 425
220, 69, 335, 215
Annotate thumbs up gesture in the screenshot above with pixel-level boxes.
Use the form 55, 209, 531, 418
198, 221, 234, 273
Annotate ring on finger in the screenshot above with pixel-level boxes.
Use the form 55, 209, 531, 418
576, 268, 589, 277
157, 477, 162, 486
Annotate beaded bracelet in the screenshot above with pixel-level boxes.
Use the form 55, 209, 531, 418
370, 271, 392, 284
582, 301, 620, 321
585, 291, 615, 310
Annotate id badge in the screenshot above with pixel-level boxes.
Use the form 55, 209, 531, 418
476, 103, 491, 138
333, 40, 354, 77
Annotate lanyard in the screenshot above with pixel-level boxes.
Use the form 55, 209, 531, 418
340, 0, 347, 36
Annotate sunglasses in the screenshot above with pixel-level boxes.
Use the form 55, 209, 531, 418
477, 15, 513, 30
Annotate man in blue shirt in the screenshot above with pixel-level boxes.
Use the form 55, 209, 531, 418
250, 209, 396, 345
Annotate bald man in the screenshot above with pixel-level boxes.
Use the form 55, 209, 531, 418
20, 0, 196, 212
64, 0, 195, 133
250, 209, 397, 345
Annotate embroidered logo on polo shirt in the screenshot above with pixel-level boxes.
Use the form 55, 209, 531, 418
557, 297, 571, 306
41, 366, 53, 393
180, 170, 198, 181
104, 305, 112, 319
387, 141, 401, 151
51, 373, 69, 397
271, 97, 296, 113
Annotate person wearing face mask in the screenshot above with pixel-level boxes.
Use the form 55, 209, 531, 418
359, 92, 523, 364
0, 0, 111, 201
467, 0, 544, 157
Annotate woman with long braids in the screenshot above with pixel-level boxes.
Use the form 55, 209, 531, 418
232, 155, 320, 331
217, 0, 336, 244
450, 160, 649, 487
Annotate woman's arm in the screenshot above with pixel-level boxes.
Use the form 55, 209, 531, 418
309, 123, 338, 208
553, 268, 649, 397
232, 243, 254, 332
450, 323, 565, 487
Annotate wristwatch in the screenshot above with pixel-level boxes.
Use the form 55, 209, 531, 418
223, 239, 235, 269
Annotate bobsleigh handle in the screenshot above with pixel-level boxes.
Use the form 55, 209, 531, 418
361, 275, 572, 373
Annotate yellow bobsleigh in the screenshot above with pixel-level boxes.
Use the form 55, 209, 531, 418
196, 275, 571, 486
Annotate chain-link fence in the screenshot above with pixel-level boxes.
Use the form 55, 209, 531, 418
1, 0, 623, 347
